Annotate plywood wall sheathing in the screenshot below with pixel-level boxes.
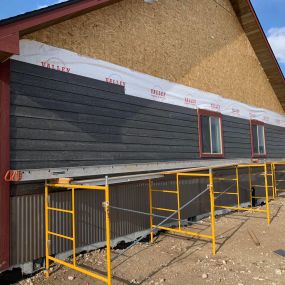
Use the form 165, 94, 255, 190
24, 0, 284, 114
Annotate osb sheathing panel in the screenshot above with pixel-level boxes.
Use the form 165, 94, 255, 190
24, 0, 284, 114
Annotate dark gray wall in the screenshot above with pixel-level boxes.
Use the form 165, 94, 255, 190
10, 60, 285, 170
223, 116, 251, 158
265, 123, 285, 158
10, 60, 199, 169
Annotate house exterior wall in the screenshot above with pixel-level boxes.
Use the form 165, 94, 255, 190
23, 0, 284, 114
8, 55, 285, 270
10, 60, 285, 170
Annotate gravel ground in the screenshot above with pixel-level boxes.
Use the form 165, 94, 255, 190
10, 197, 285, 285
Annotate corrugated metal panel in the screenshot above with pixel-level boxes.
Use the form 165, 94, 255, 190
10, 194, 45, 265
10, 171, 255, 266
10, 180, 149, 266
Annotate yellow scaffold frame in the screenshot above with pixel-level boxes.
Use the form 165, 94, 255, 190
272, 162, 285, 197
42, 161, 284, 284
44, 181, 112, 285
149, 170, 217, 256
214, 163, 271, 224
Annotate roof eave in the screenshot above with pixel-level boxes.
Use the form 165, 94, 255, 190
0, 0, 120, 62
230, 0, 285, 111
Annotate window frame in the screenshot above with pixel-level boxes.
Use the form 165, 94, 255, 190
197, 109, 224, 158
250, 120, 267, 158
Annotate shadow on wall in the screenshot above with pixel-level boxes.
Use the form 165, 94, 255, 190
10, 60, 201, 169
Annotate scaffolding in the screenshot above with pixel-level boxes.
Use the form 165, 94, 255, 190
214, 163, 271, 224
272, 162, 285, 197
149, 170, 216, 255
45, 179, 112, 285
43, 161, 284, 284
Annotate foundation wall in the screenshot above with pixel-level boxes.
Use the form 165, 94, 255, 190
24, 0, 284, 114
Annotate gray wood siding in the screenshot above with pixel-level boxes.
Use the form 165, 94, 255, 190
10, 60, 285, 169
10, 60, 199, 169
265, 124, 285, 158
223, 116, 251, 158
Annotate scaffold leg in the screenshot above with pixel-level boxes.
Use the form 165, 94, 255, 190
148, 179, 154, 243
209, 170, 216, 256
45, 183, 50, 278
264, 164, 271, 225
105, 177, 112, 285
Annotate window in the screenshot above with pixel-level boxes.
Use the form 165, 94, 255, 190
250, 120, 266, 157
198, 109, 224, 158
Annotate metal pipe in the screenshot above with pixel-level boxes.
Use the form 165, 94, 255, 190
108, 205, 206, 225
105, 176, 112, 285
209, 169, 216, 256
112, 185, 210, 262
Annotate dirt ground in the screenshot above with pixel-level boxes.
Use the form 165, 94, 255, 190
16, 197, 285, 285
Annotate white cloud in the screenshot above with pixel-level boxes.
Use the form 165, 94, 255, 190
267, 27, 285, 64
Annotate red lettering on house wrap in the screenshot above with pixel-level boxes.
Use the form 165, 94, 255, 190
41, 60, 71, 73
184, 97, 197, 106
105, 77, 126, 87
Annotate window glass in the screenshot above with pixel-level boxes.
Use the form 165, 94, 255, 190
211, 117, 221, 153
252, 123, 266, 156
200, 114, 222, 155
257, 125, 265, 154
201, 116, 211, 153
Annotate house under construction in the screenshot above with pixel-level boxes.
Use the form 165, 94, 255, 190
0, 0, 285, 281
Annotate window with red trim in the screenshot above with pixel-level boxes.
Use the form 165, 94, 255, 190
198, 109, 224, 158
250, 120, 267, 157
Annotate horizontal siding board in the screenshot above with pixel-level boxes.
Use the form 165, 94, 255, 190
11, 93, 197, 128
11, 83, 197, 121
266, 123, 285, 158
11, 139, 199, 153
223, 121, 250, 131
10, 128, 199, 146
11, 151, 200, 161
10, 117, 197, 141
222, 116, 249, 124
11, 106, 196, 134
223, 115, 251, 157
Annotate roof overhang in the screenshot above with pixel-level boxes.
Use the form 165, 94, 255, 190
0, 0, 120, 60
230, 0, 285, 110
0, 0, 284, 110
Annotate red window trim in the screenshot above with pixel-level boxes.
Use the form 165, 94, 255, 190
197, 109, 224, 158
250, 119, 267, 158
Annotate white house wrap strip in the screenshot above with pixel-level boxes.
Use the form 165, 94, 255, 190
13, 39, 285, 128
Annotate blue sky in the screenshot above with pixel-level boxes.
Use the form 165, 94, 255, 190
0, 0, 284, 75
251, 0, 285, 75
